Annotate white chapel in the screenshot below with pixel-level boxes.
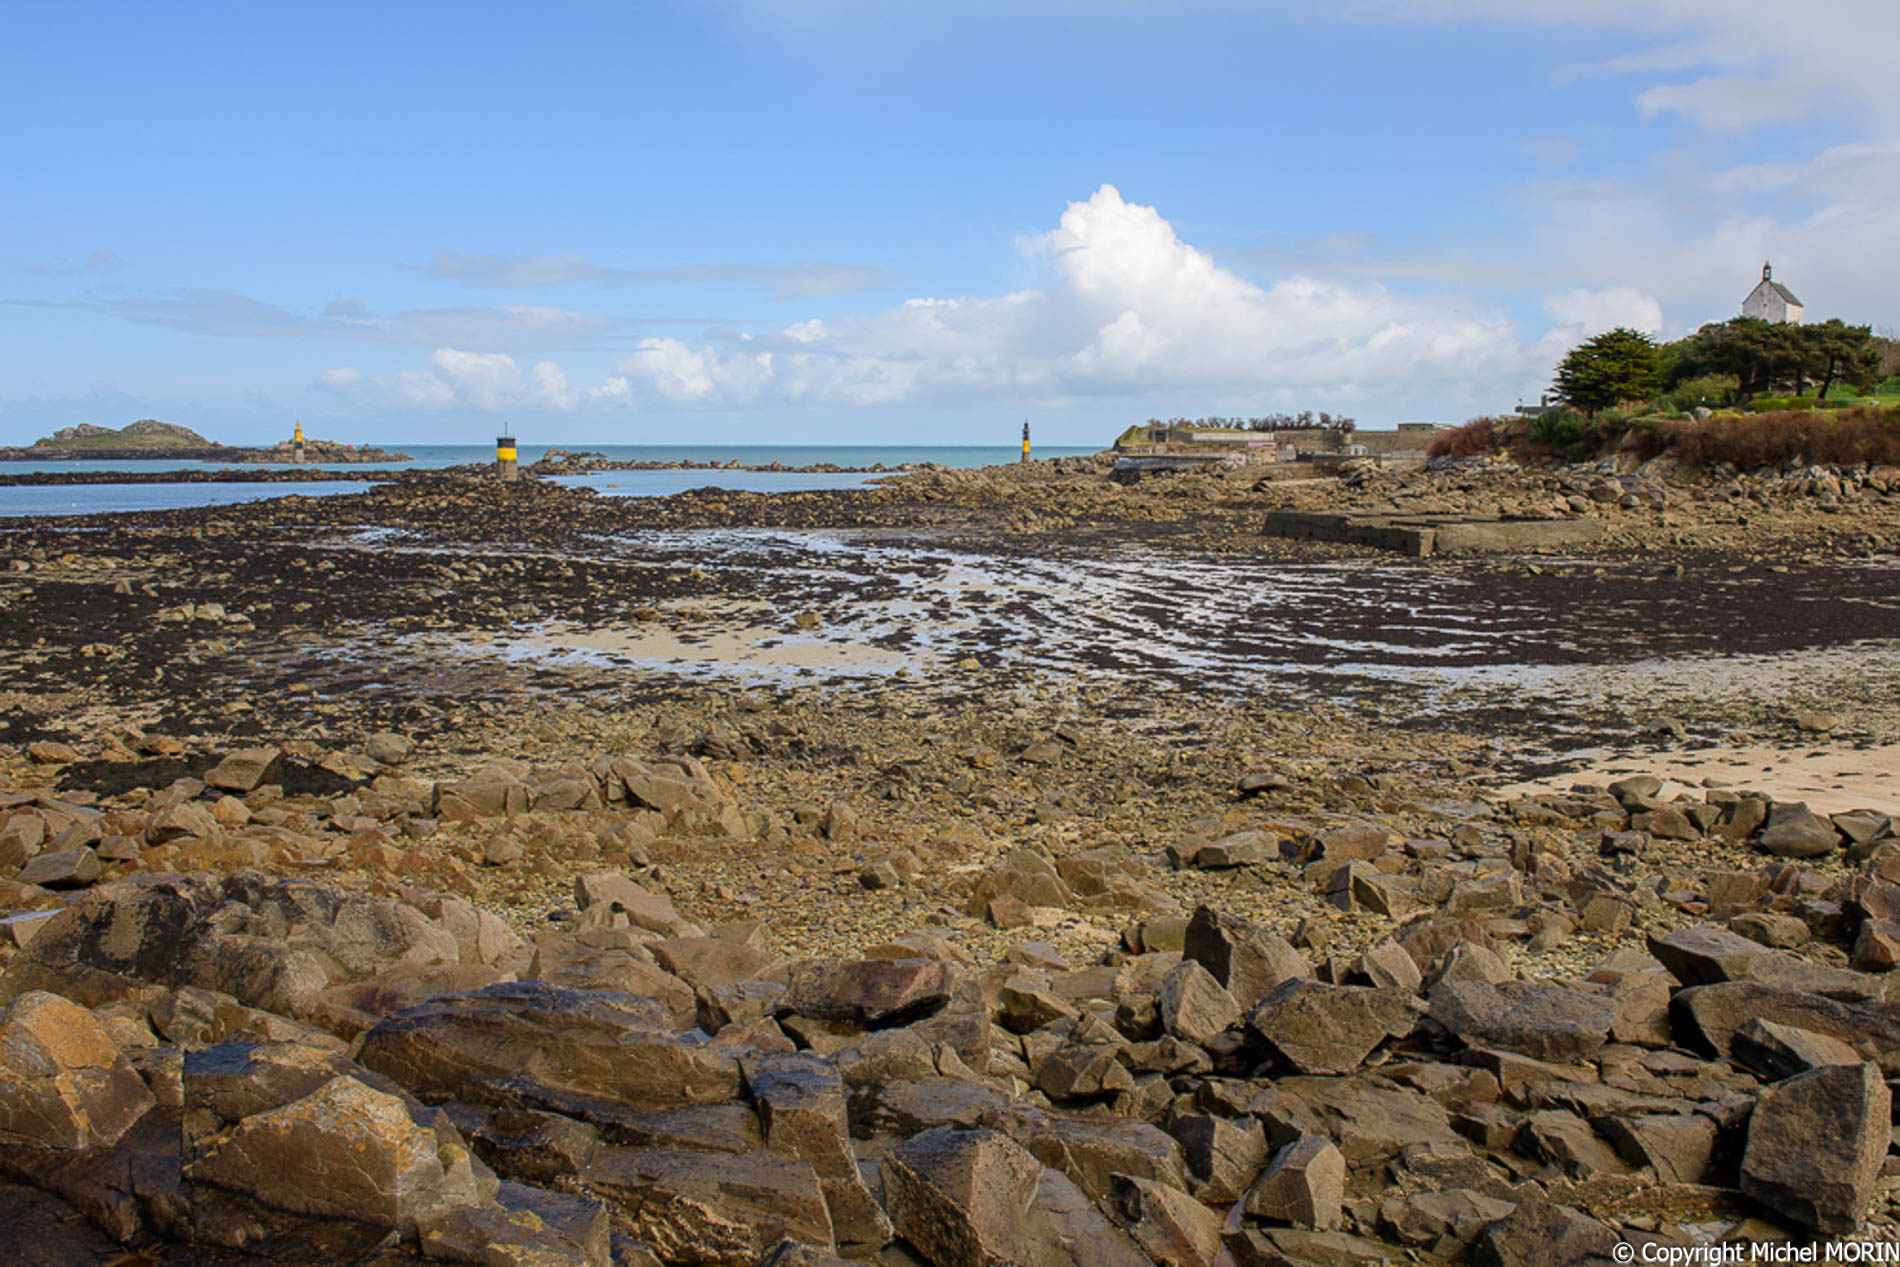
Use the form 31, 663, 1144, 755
1741, 262, 1803, 324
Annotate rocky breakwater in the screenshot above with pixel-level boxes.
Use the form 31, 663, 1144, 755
4, 732, 1900, 1261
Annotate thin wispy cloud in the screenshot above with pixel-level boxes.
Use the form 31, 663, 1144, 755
11, 289, 642, 352
1402, 0, 1900, 129
15, 249, 121, 277
425, 251, 896, 300
1521, 136, 1579, 168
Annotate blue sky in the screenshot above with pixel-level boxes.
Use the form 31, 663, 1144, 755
4, 0, 1896, 446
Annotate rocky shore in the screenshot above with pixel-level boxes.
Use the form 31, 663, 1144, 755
1, 455, 1899, 1264
0, 466, 410, 486
220, 438, 410, 464
526, 449, 930, 477
0, 441, 408, 464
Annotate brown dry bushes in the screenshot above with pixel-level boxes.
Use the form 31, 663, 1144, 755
1658, 407, 1900, 469
1425, 417, 1498, 460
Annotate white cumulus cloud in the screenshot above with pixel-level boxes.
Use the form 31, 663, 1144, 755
1542, 287, 1664, 338
596, 184, 1535, 419
317, 348, 594, 413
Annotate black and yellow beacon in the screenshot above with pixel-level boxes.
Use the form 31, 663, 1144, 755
496, 433, 518, 482
1021, 420, 1031, 464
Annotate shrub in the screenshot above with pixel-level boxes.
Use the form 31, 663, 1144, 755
1426, 417, 1498, 460
1529, 411, 1592, 450
1659, 406, 1900, 469
1665, 374, 1740, 412
1745, 395, 1817, 413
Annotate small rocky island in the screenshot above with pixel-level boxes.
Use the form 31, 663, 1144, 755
0, 419, 407, 463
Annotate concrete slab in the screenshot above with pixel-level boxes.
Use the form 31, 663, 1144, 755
1261, 511, 1603, 556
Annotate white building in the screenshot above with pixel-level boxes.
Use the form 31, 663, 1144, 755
1741, 261, 1804, 324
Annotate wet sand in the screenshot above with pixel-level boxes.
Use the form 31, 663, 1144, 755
1496, 740, 1900, 816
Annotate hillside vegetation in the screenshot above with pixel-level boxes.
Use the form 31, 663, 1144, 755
1432, 319, 1900, 471
33, 419, 214, 449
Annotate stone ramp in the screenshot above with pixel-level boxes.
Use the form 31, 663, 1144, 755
1262, 510, 1604, 556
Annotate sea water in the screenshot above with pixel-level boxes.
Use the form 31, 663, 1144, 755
0, 445, 1097, 517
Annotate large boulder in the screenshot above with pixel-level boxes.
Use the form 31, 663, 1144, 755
746, 1053, 892, 1250
1757, 803, 1841, 858
1002, 1107, 1189, 1201
416, 1182, 611, 1267
0, 873, 468, 1022
879, 1127, 1046, 1266
358, 981, 742, 1111
1671, 982, 1900, 1071
1274, 1076, 1465, 1169
0, 874, 226, 1007
16, 847, 102, 890
0, 991, 153, 1150
1646, 925, 1772, 985
609, 757, 744, 835
879, 1127, 1148, 1267
583, 1146, 834, 1266
187, 1073, 491, 1237
1426, 979, 1616, 1062
1183, 906, 1310, 1011
1156, 960, 1240, 1046
1470, 1199, 1618, 1267
1245, 1133, 1345, 1230
1740, 1062, 1891, 1234
204, 747, 283, 793
1247, 980, 1418, 1075
1107, 1174, 1223, 1267
527, 931, 695, 1023
780, 958, 948, 1029
1649, 926, 1879, 1001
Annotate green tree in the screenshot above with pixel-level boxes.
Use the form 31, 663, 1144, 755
1800, 319, 1881, 399
1553, 328, 1663, 416
1666, 318, 1805, 399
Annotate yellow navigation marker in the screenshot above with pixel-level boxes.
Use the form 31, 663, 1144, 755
1021, 420, 1030, 463
497, 434, 519, 481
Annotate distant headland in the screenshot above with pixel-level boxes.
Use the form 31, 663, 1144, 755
0, 418, 408, 463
